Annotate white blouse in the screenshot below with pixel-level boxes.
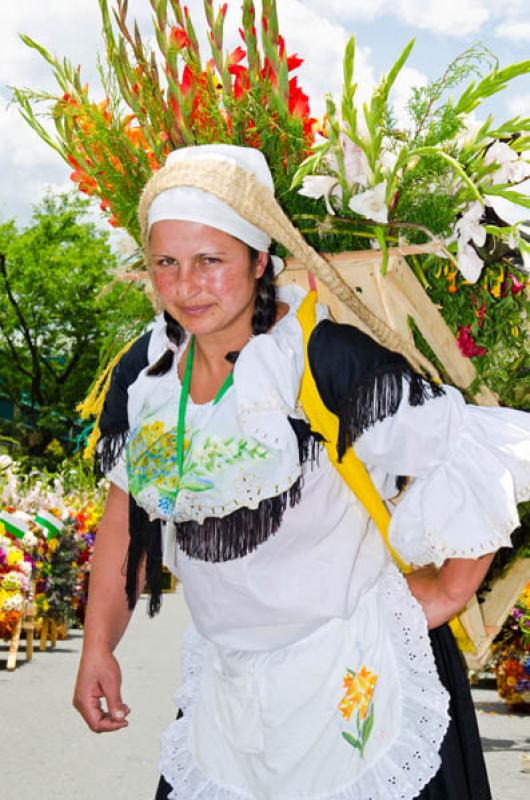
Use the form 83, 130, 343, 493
107, 285, 530, 800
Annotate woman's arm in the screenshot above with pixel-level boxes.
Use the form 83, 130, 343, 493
406, 552, 495, 630
73, 483, 144, 733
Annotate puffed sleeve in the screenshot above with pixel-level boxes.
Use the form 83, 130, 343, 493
308, 319, 530, 567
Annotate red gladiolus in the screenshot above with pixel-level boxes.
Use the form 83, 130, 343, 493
170, 27, 190, 50
289, 77, 310, 118
457, 325, 487, 357
221, 3, 228, 18
287, 54, 304, 72
228, 46, 246, 66
181, 65, 193, 95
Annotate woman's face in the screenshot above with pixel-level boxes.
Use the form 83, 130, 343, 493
149, 220, 268, 337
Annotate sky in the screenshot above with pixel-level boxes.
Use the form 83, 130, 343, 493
2, 0, 530, 228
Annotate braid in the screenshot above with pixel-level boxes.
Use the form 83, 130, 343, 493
251, 254, 277, 336
147, 311, 185, 376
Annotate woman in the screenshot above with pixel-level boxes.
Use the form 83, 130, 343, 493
73, 144, 530, 800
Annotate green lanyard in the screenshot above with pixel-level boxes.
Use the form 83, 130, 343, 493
176, 335, 234, 476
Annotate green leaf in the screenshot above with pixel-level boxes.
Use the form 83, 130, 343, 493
343, 36, 355, 90
403, 146, 483, 202
342, 732, 362, 750
385, 38, 415, 96
483, 185, 530, 210
361, 703, 375, 746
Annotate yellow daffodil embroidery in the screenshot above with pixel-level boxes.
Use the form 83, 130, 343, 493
338, 665, 378, 758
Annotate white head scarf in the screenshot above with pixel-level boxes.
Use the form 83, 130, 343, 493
147, 144, 284, 275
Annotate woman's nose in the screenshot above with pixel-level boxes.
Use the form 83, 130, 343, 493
174, 262, 202, 296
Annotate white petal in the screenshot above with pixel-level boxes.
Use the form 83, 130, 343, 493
349, 182, 388, 224
298, 175, 338, 200
471, 224, 487, 248
486, 178, 530, 226
484, 141, 517, 167
457, 242, 484, 283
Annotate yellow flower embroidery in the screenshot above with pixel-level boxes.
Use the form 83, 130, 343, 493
338, 665, 378, 757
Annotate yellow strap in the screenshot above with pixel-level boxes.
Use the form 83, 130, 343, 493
296, 290, 474, 653
297, 291, 409, 573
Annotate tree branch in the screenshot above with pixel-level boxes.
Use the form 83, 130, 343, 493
0, 253, 44, 404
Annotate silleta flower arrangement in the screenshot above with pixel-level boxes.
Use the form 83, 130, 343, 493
0, 458, 103, 630
492, 581, 530, 707
13, 0, 528, 408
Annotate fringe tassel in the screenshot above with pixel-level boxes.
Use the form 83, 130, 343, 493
126, 495, 163, 617
95, 430, 129, 475
76, 338, 136, 461
336, 368, 445, 461
289, 417, 324, 467
175, 477, 303, 562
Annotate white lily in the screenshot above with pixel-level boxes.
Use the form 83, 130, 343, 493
486, 177, 530, 226
298, 175, 341, 216
451, 201, 486, 283
454, 201, 486, 249
349, 181, 388, 224
484, 141, 530, 184
457, 241, 484, 283
340, 133, 371, 188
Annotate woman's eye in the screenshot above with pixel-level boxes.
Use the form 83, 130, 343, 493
156, 257, 176, 267
202, 256, 221, 265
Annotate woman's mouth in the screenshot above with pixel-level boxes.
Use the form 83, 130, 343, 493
180, 305, 213, 316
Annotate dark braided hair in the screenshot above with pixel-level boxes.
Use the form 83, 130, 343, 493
250, 249, 277, 336
148, 247, 277, 375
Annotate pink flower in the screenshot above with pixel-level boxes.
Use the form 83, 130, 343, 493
457, 325, 487, 358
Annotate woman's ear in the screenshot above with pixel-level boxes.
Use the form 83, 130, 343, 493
255, 251, 269, 279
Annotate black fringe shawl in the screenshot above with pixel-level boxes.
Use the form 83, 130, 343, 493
307, 319, 445, 462
335, 367, 445, 461
110, 416, 321, 614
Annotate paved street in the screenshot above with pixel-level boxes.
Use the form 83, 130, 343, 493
1, 587, 528, 799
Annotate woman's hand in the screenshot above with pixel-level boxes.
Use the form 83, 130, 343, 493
406, 553, 495, 629
73, 647, 130, 733
72, 484, 137, 733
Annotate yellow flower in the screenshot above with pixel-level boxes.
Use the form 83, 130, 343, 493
338, 666, 378, 721
7, 550, 23, 566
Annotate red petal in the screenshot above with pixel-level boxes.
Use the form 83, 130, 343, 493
287, 54, 303, 71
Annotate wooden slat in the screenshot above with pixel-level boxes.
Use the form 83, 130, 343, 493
280, 251, 497, 404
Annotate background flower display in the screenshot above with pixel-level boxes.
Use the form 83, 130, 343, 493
492, 581, 530, 707
0, 528, 33, 640
0, 457, 104, 634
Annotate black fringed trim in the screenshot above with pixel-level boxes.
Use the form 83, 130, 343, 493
336, 367, 445, 462
96, 429, 129, 476
174, 478, 302, 562
126, 495, 163, 617
288, 417, 325, 467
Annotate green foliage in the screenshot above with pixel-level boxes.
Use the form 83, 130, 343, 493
0, 192, 152, 461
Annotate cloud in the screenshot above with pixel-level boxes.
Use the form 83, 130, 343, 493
496, 21, 530, 43
391, 66, 429, 128
304, 0, 491, 37
507, 94, 530, 118
395, 0, 490, 36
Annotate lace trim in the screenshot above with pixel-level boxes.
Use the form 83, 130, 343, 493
159, 568, 450, 800
391, 468, 530, 568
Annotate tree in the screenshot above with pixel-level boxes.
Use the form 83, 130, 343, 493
0, 192, 152, 460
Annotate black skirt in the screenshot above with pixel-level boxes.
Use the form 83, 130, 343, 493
155, 624, 491, 800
